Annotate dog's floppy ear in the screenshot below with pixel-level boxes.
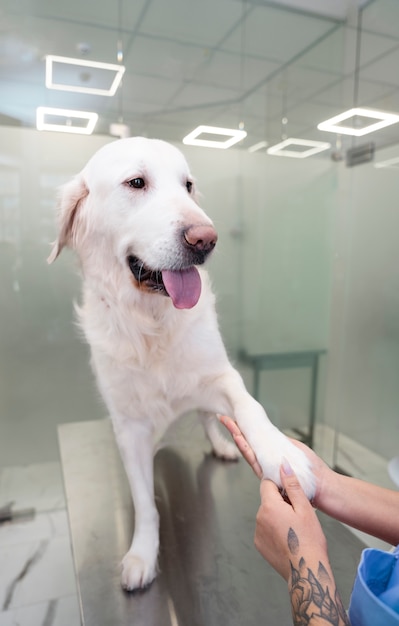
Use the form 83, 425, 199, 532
47, 174, 88, 263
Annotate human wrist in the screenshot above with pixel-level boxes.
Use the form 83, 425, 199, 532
313, 465, 343, 514
285, 537, 330, 583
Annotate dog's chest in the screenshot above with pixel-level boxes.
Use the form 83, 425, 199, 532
86, 300, 208, 379
82, 286, 225, 415
92, 325, 208, 418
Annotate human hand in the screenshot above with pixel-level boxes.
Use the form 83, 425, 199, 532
255, 461, 328, 582
218, 414, 263, 478
218, 415, 334, 510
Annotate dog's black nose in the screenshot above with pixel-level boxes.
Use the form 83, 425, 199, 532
183, 225, 218, 253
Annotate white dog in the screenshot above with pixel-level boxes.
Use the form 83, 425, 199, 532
49, 137, 315, 591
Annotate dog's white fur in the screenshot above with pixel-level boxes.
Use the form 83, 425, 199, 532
49, 137, 315, 591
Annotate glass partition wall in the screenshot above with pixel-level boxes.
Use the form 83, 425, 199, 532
1, 2, 398, 486
1, 4, 398, 618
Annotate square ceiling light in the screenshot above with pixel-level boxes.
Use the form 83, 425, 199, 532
248, 140, 268, 153
45, 55, 125, 96
374, 156, 399, 169
267, 138, 331, 158
36, 107, 98, 134
317, 108, 399, 137
182, 125, 247, 149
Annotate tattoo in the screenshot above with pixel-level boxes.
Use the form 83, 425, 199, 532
288, 527, 299, 555
288, 554, 350, 625
318, 561, 331, 586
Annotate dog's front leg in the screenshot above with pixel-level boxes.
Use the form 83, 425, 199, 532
215, 368, 316, 499
112, 416, 159, 591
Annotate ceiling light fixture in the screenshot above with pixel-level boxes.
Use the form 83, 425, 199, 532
36, 107, 98, 134
248, 140, 268, 153
45, 55, 125, 96
374, 156, 399, 169
267, 138, 331, 158
182, 125, 247, 149
317, 108, 399, 137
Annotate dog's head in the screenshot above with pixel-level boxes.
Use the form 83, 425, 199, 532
48, 137, 217, 309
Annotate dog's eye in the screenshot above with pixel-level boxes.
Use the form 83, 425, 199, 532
186, 180, 193, 194
127, 178, 145, 189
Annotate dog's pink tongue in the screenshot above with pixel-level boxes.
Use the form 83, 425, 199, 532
162, 267, 201, 309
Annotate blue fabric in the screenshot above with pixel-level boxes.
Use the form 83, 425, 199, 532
348, 545, 399, 626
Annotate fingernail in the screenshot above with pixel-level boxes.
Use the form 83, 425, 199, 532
281, 458, 294, 476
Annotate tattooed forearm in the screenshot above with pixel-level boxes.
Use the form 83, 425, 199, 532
287, 528, 350, 626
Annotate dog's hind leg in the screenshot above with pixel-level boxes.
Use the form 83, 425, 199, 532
111, 416, 159, 591
199, 411, 240, 461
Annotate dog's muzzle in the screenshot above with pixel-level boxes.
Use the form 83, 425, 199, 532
127, 224, 217, 309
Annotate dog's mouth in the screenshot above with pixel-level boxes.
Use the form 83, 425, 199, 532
127, 255, 201, 309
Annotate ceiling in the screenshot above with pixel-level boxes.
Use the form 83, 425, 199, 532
2, 0, 399, 156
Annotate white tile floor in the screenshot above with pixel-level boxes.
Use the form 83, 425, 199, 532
0, 424, 397, 626
0, 463, 80, 626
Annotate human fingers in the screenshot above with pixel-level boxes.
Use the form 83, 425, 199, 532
279, 459, 312, 511
257, 473, 327, 580
218, 415, 263, 479
287, 438, 337, 509
256, 480, 296, 579
218, 415, 240, 437
259, 477, 289, 508
258, 462, 309, 509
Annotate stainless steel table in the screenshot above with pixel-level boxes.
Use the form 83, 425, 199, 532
58, 416, 365, 626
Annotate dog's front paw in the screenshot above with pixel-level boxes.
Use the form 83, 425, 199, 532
254, 432, 316, 500
121, 551, 158, 591
278, 440, 316, 500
